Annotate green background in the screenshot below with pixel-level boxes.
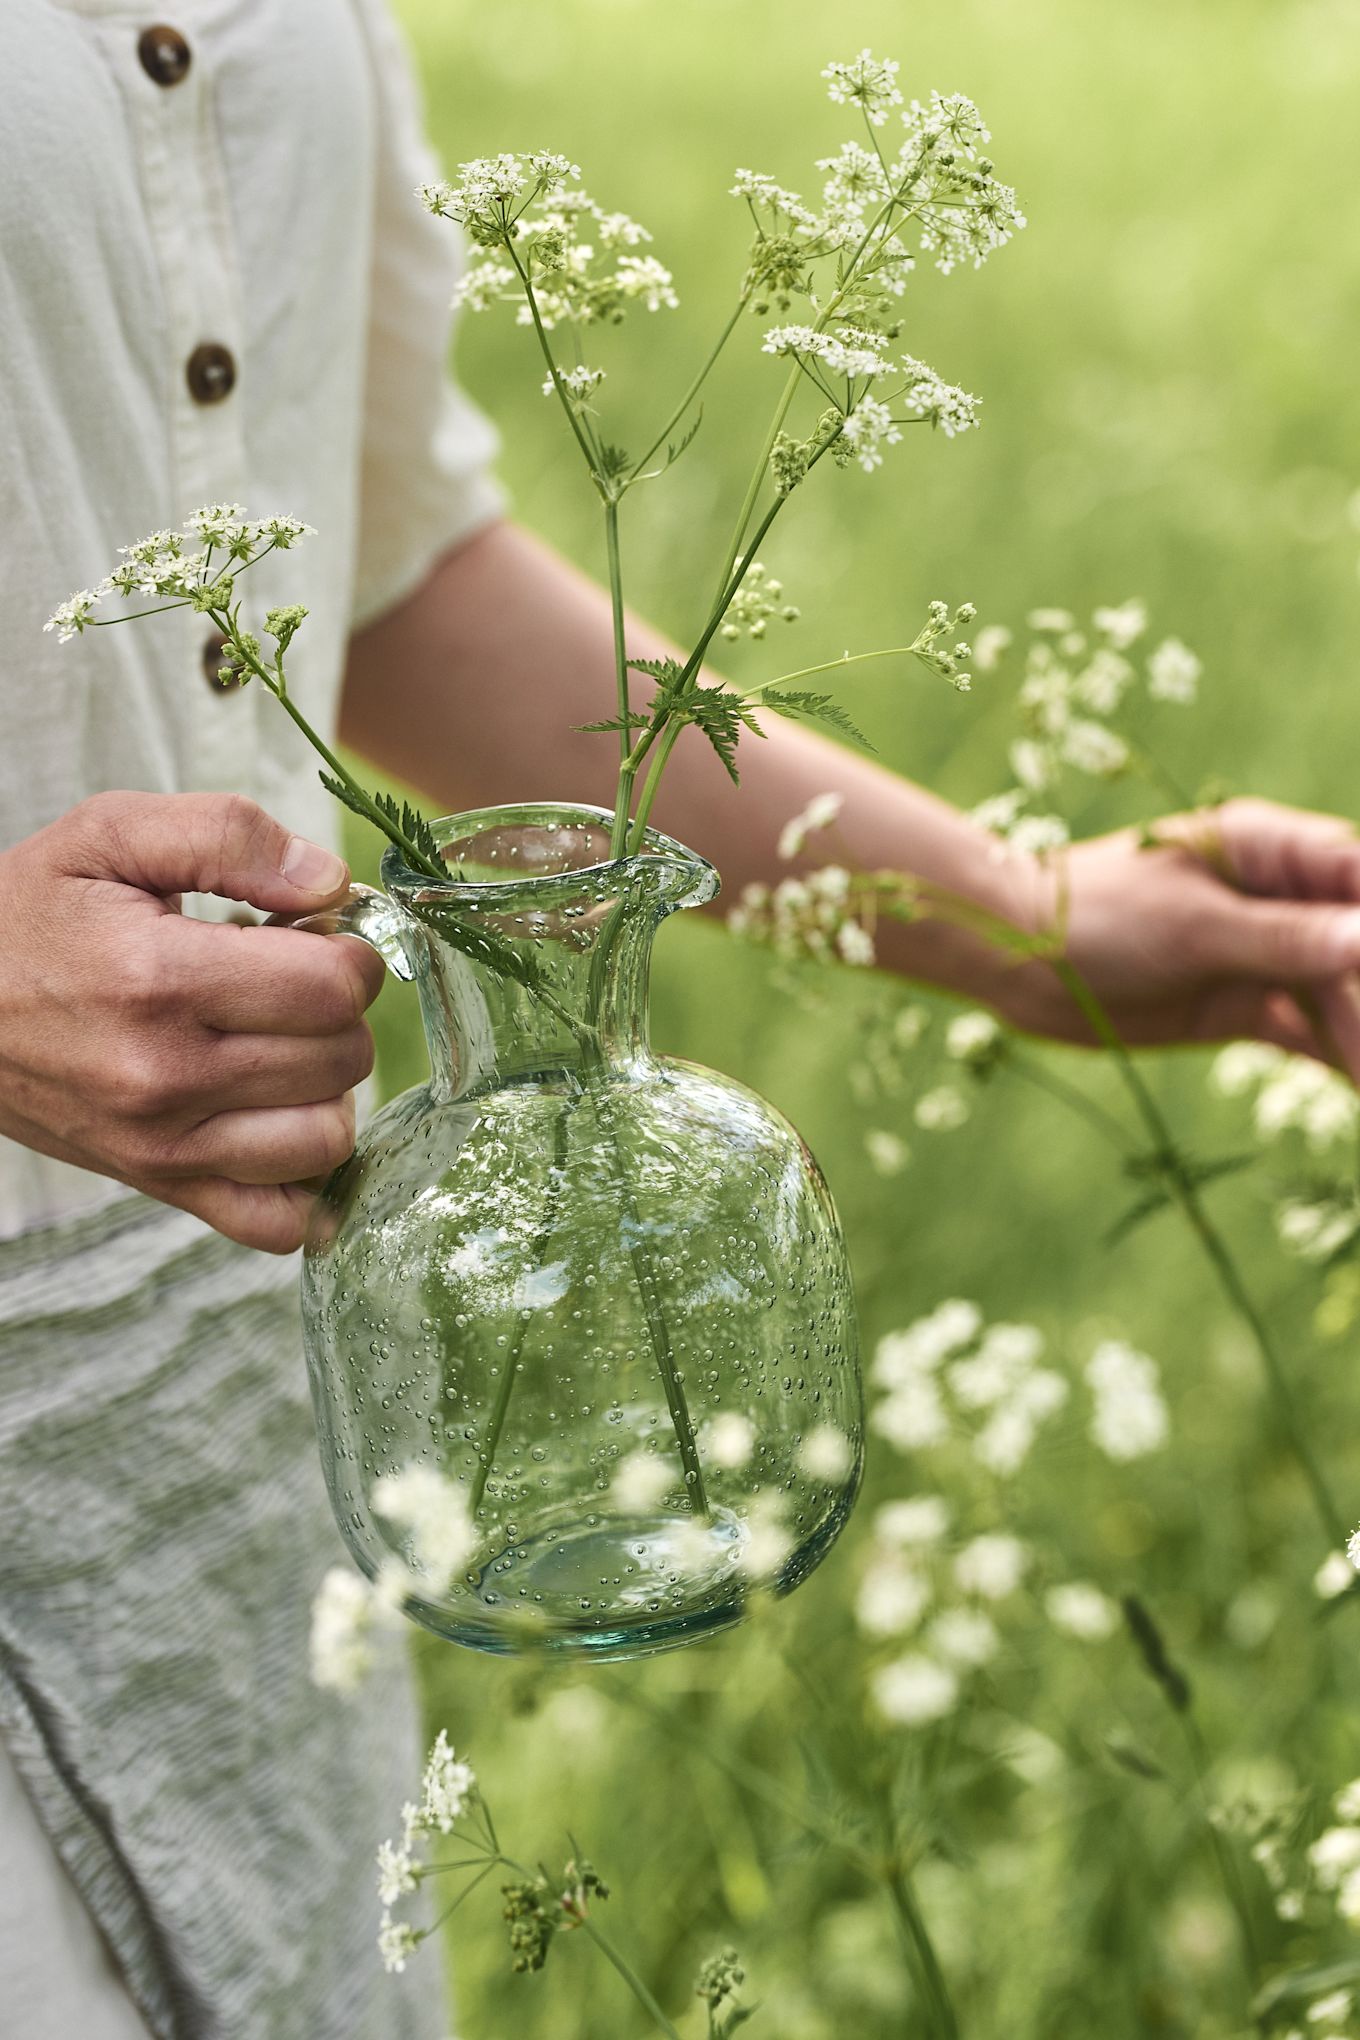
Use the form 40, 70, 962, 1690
351, 2, 1360, 2032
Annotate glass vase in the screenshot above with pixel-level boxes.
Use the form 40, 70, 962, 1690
300, 803, 862, 1659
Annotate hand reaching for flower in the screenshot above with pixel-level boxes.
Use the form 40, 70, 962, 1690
1003, 799, 1360, 1076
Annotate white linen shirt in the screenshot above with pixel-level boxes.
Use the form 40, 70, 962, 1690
1, 0, 502, 1237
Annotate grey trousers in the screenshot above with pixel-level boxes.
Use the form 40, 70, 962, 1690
0, 1193, 447, 2040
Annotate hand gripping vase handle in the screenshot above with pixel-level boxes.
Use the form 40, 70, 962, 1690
266, 882, 421, 982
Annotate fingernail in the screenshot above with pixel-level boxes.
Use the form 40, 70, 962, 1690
282, 835, 347, 893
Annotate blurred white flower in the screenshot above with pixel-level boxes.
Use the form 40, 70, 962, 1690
309, 1567, 377, 1693
777, 790, 844, 860
1335, 1778, 1360, 1822
836, 920, 875, 966
915, 1084, 969, 1131
1045, 1581, 1119, 1640
373, 1465, 477, 1584
871, 1653, 959, 1726
872, 1301, 980, 1385
377, 1839, 417, 1907
378, 1913, 421, 1974
707, 1412, 756, 1469
1213, 1045, 1359, 1151
973, 624, 1012, 671
1277, 1197, 1359, 1263
1027, 608, 1074, 633
739, 1492, 794, 1580
954, 1532, 1028, 1600
1073, 647, 1134, 713
1062, 718, 1129, 777
945, 1010, 1001, 1066
865, 1128, 910, 1176
1211, 1042, 1282, 1097
948, 1322, 1045, 1409
1008, 813, 1070, 855
1085, 1340, 1169, 1461
1309, 1825, 1360, 1889
929, 1606, 1000, 1668
856, 1552, 932, 1637
1147, 636, 1202, 704
611, 1450, 672, 1513
799, 1423, 854, 1481
1093, 598, 1148, 649
874, 1496, 950, 1547
871, 1375, 950, 1451
1009, 737, 1054, 792
1314, 1550, 1354, 1600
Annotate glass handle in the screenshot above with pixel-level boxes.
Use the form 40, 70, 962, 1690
265, 883, 420, 983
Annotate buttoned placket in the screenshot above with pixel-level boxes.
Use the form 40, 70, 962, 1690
121, 6, 260, 794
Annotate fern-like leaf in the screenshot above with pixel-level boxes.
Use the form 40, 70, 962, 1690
761, 689, 872, 749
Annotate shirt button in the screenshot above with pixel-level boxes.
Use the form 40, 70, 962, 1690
137, 25, 192, 87
186, 342, 237, 406
202, 633, 241, 692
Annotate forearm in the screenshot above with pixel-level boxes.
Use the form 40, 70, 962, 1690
340, 520, 1044, 1004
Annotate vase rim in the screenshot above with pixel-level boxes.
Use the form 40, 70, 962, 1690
380, 801, 719, 909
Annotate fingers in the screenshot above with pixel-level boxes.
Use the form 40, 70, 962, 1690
157, 1176, 320, 1255
174, 1095, 357, 1185
1206, 896, 1360, 986
1213, 797, 1360, 904
66, 790, 351, 913
172, 919, 388, 1034
1312, 978, 1360, 1082
206, 1024, 375, 1111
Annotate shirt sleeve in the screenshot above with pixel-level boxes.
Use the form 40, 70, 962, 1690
348, 0, 506, 631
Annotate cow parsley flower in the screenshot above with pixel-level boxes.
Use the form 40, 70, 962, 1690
544, 364, 605, 402
914, 1084, 969, 1131
898, 358, 980, 437
799, 1423, 855, 1480
871, 1651, 959, 1725
1085, 1340, 1169, 1461
856, 1550, 932, 1637
420, 1730, 476, 1832
611, 1450, 672, 1512
953, 1532, 1028, 1600
945, 1010, 1002, 1068
929, 1606, 1000, 1668
706, 1412, 757, 1469
761, 325, 891, 382
778, 790, 843, 859
309, 1566, 377, 1693
378, 1914, 422, 1974
1093, 598, 1148, 649
1148, 636, 1202, 703
841, 396, 902, 471
865, 1128, 909, 1176
874, 1495, 951, 1546
871, 1373, 951, 1452
376, 1840, 418, 1907
1046, 1581, 1119, 1640
823, 50, 904, 127
372, 1465, 477, 1586
739, 1492, 794, 1579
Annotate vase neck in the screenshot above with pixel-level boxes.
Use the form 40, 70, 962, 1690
386, 807, 717, 1101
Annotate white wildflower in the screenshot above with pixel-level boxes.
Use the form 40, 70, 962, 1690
799, 1423, 854, 1481
1093, 598, 1148, 649
856, 1552, 932, 1637
954, 1533, 1028, 1600
1085, 1340, 1169, 1461
872, 1301, 981, 1384
739, 1492, 794, 1580
865, 1128, 910, 1176
1255, 1058, 1359, 1151
611, 1450, 672, 1513
420, 1731, 476, 1833
1147, 636, 1202, 704
778, 790, 844, 859
871, 1375, 950, 1452
1309, 1825, 1360, 1889
1277, 1198, 1359, 1263
1028, 608, 1074, 633
707, 1412, 756, 1469
948, 1322, 1045, 1411
836, 920, 875, 966
898, 356, 980, 436
1306, 1985, 1354, 2023
1336, 1779, 1360, 1822
615, 254, 679, 311
929, 1607, 1000, 1669
1008, 813, 1070, 854
545, 364, 605, 401
874, 1496, 950, 1547
309, 1566, 376, 1693
376, 1840, 417, 1908
914, 1084, 969, 1131
762, 325, 890, 381
841, 395, 902, 472
373, 1465, 477, 1585
1314, 1550, 1354, 1600
1074, 647, 1134, 714
378, 1913, 421, 1974
823, 49, 903, 126
1210, 1042, 1282, 1097
44, 588, 106, 642
945, 1010, 1001, 1067
1045, 1581, 1119, 1640
1009, 737, 1055, 793
972, 624, 1012, 672
871, 1652, 959, 1726
1348, 1529, 1360, 1574
1062, 718, 1129, 777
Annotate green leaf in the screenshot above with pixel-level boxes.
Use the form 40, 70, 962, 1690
1255, 1955, 1360, 2019
663, 408, 704, 470
761, 689, 873, 749
1103, 1734, 1166, 1782
317, 772, 444, 875
597, 442, 632, 480
575, 711, 650, 735
683, 691, 760, 785
627, 656, 687, 685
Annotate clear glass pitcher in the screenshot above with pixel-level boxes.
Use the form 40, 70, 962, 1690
298, 803, 862, 1659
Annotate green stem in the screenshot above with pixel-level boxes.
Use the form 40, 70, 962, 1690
504, 241, 604, 486
1053, 959, 1348, 1552
1180, 1713, 1262, 2009
627, 293, 750, 481
740, 643, 924, 698
1005, 1048, 1141, 1158
575, 1917, 683, 2040
885, 1864, 960, 2040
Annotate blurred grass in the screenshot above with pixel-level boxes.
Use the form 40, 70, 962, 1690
347, 1, 1360, 2031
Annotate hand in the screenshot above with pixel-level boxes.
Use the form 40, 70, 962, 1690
0, 791, 386, 1251
1000, 798, 1360, 1078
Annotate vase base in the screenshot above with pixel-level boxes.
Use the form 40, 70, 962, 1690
390, 1493, 855, 1660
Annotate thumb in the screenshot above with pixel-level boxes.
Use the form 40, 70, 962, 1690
68, 790, 350, 913
1215, 895, 1360, 984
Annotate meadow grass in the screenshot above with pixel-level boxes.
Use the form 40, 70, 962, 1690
343, 2, 1360, 2030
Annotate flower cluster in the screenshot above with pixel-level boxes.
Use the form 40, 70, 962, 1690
44, 509, 314, 641
427, 163, 677, 330
1084, 1339, 1169, 1461
1211, 1043, 1359, 1153
372, 1463, 478, 1587
970, 601, 1200, 853
870, 1299, 1070, 1474
719, 560, 800, 640
374, 1731, 479, 1972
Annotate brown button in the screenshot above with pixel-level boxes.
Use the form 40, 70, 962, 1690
137, 25, 192, 87
186, 342, 236, 406
202, 632, 242, 692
